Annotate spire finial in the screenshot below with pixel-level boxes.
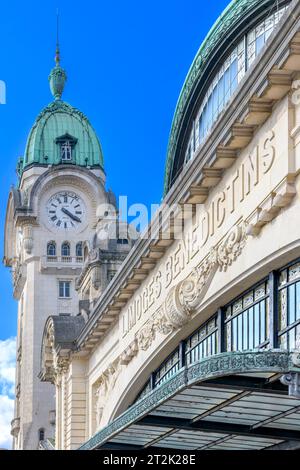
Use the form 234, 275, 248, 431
55, 9, 60, 66
49, 10, 67, 101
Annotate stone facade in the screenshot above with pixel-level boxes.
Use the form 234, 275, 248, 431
6, 0, 300, 451
4, 58, 134, 449
38, 1, 300, 450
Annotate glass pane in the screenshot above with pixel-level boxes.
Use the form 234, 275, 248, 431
59, 283, 63, 297
288, 284, 296, 325
260, 301, 266, 343
230, 59, 238, 93
206, 95, 212, 131
254, 304, 260, 346
224, 67, 231, 101
255, 34, 265, 55
238, 314, 243, 350
248, 307, 254, 349
243, 310, 248, 350
232, 317, 237, 351
212, 85, 218, 121
65, 283, 70, 297
296, 282, 300, 321
218, 74, 225, 111
207, 335, 212, 355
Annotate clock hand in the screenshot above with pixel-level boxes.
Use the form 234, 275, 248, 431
61, 207, 82, 223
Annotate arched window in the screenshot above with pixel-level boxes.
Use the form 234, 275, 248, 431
61, 242, 70, 257
38, 428, 45, 441
76, 242, 83, 258
47, 241, 56, 257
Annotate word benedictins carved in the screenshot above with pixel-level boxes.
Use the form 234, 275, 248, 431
136, 223, 247, 352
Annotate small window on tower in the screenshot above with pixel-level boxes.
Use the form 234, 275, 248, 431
61, 140, 72, 161
47, 241, 56, 257
76, 242, 83, 258
61, 242, 71, 257
59, 281, 71, 298
56, 133, 77, 163
38, 428, 45, 442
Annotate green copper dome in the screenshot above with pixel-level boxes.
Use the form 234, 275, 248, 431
17, 46, 104, 177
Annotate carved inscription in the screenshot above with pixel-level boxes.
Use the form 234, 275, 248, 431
122, 130, 278, 337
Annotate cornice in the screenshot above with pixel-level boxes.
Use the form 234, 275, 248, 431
74, 6, 300, 352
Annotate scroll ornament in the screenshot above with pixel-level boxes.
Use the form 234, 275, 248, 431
136, 223, 247, 351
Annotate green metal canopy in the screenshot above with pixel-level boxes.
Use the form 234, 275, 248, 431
79, 351, 300, 451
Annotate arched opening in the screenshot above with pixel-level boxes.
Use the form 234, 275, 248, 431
61, 242, 71, 258
76, 242, 83, 261
47, 241, 56, 259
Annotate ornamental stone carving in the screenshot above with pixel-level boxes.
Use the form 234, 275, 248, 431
134, 224, 247, 353
153, 307, 174, 336
216, 224, 247, 272
120, 339, 138, 365
23, 225, 33, 255
136, 322, 156, 351
94, 359, 122, 429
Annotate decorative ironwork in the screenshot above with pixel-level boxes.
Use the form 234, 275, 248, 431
155, 348, 180, 387
79, 350, 294, 450
278, 261, 300, 350
225, 280, 269, 351
186, 317, 218, 365
134, 259, 300, 404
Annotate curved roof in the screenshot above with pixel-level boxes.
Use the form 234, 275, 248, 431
163, 0, 289, 195
17, 44, 104, 176
18, 100, 104, 174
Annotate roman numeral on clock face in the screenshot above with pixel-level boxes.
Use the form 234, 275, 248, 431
47, 191, 85, 230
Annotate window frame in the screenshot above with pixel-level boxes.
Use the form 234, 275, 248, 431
61, 242, 71, 257
59, 280, 71, 299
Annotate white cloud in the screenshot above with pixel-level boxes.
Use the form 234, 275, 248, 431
0, 337, 16, 449
0, 395, 14, 449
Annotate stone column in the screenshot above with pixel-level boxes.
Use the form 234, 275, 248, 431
65, 358, 87, 450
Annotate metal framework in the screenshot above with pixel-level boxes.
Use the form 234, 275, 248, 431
79, 259, 300, 451
79, 350, 300, 450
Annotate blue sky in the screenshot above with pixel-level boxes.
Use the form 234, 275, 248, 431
0, 0, 229, 447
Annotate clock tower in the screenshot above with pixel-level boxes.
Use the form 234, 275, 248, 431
3, 44, 111, 449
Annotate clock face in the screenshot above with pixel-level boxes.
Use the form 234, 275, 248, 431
46, 191, 86, 230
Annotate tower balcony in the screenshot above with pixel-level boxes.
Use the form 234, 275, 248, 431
40, 255, 84, 274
